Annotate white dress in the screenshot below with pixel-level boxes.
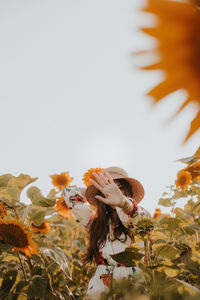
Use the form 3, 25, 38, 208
62, 186, 151, 300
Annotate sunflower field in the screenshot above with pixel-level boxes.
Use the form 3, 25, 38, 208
1, 0, 200, 297
0, 146, 199, 300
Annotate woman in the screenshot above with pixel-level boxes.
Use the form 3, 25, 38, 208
62, 166, 151, 300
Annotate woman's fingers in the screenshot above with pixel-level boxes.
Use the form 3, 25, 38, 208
89, 178, 105, 194
105, 172, 115, 184
92, 172, 106, 187
98, 171, 109, 185
95, 195, 109, 205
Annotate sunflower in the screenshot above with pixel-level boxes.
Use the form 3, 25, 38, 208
0, 215, 38, 257
30, 221, 51, 234
82, 168, 104, 187
0, 202, 6, 218
184, 161, 200, 181
175, 170, 192, 191
50, 171, 74, 190
139, 0, 200, 143
54, 197, 72, 218
153, 208, 170, 219
153, 208, 163, 219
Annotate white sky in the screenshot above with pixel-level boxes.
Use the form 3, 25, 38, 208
0, 0, 199, 215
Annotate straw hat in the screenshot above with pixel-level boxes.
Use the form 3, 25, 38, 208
85, 166, 145, 206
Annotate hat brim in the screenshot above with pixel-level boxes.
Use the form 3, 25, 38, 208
85, 177, 145, 206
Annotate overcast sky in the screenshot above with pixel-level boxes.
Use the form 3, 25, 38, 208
0, 0, 199, 215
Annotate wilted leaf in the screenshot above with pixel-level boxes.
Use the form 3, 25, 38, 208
27, 186, 56, 207
0, 187, 21, 206
0, 174, 12, 188
158, 198, 172, 207
8, 174, 38, 190
19, 205, 31, 221
29, 207, 46, 226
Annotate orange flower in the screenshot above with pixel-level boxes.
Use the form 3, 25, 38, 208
30, 221, 51, 234
82, 168, 104, 187
153, 208, 163, 219
54, 197, 72, 218
153, 208, 170, 219
184, 161, 200, 181
0, 202, 6, 218
175, 170, 192, 191
139, 0, 200, 143
0, 215, 39, 257
49, 171, 74, 190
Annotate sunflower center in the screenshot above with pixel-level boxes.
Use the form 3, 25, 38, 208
57, 176, 69, 185
0, 224, 29, 248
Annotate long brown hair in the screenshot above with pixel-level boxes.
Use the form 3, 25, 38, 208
81, 179, 133, 265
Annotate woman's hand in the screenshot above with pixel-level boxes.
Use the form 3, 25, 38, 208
89, 171, 125, 208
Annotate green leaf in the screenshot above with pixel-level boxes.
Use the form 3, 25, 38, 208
152, 244, 181, 260
27, 275, 47, 298
0, 270, 18, 293
39, 247, 71, 279
160, 217, 183, 233
111, 250, 144, 266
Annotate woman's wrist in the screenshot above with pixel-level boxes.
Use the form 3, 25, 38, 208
118, 196, 134, 214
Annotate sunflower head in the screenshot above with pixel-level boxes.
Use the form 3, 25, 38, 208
30, 221, 51, 234
82, 168, 104, 187
153, 208, 163, 219
54, 197, 72, 218
175, 170, 192, 192
139, 0, 200, 143
0, 202, 7, 219
0, 215, 39, 257
49, 172, 74, 190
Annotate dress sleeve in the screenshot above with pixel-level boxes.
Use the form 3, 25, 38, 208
61, 186, 95, 230
116, 196, 151, 231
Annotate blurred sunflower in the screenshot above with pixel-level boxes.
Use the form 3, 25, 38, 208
0, 215, 38, 257
30, 221, 51, 234
153, 208, 170, 219
175, 170, 192, 191
153, 208, 163, 219
82, 168, 104, 187
139, 0, 200, 143
54, 197, 72, 218
0, 202, 6, 218
184, 161, 200, 180
50, 171, 74, 190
